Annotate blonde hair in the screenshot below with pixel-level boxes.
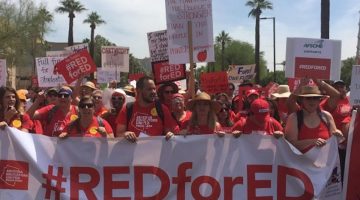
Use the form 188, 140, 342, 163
189, 102, 218, 131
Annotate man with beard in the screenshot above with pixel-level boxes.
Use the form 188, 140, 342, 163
116, 76, 179, 142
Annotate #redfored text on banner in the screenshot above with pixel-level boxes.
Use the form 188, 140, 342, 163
165, 0, 215, 64
200, 71, 229, 95
55, 50, 97, 84
152, 61, 186, 84
285, 37, 341, 80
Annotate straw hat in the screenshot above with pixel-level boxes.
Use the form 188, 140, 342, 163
187, 92, 221, 113
81, 81, 97, 90
297, 85, 324, 97
271, 85, 291, 99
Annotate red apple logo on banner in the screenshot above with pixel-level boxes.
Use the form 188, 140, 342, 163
197, 50, 207, 62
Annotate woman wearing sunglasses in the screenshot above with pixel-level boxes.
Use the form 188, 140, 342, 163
59, 96, 114, 138
285, 85, 344, 153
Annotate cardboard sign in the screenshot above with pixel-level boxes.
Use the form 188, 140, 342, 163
101, 46, 129, 72
152, 61, 186, 84
64, 43, 89, 54
285, 37, 341, 80
227, 64, 256, 84
128, 73, 145, 82
200, 72, 229, 95
165, 0, 214, 64
0, 59, 6, 86
46, 50, 72, 57
55, 50, 97, 84
147, 30, 168, 62
96, 68, 120, 83
264, 82, 279, 98
36, 57, 66, 87
350, 65, 360, 106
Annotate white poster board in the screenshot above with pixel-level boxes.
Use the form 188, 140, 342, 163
350, 65, 360, 106
147, 30, 168, 62
165, 0, 214, 64
285, 37, 341, 80
227, 64, 256, 85
96, 68, 121, 83
36, 57, 66, 87
101, 46, 129, 72
46, 50, 72, 58
0, 59, 6, 86
64, 43, 89, 54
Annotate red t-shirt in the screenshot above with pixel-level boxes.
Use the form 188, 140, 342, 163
176, 111, 192, 130
116, 102, 179, 136
232, 117, 283, 135
94, 106, 108, 117
36, 105, 78, 137
65, 116, 113, 137
102, 109, 120, 134
298, 120, 330, 153
322, 97, 351, 129
2, 113, 33, 131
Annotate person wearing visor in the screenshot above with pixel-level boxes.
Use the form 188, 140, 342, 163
59, 96, 114, 138
33, 86, 78, 137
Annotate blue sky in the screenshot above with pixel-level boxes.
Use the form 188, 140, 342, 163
35, 0, 360, 71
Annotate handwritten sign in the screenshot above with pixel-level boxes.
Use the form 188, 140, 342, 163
200, 72, 229, 95
147, 30, 168, 62
64, 43, 89, 54
46, 50, 72, 57
101, 46, 129, 72
55, 50, 97, 84
152, 61, 186, 84
0, 59, 6, 86
96, 68, 121, 84
165, 0, 214, 64
227, 64, 256, 84
350, 65, 360, 106
285, 37, 341, 80
36, 57, 66, 87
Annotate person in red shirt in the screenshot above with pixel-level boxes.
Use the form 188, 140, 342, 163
33, 86, 78, 137
59, 96, 113, 138
271, 85, 291, 125
157, 82, 179, 111
232, 98, 283, 137
0, 86, 33, 132
116, 76, 179, 142
102, 89, 126, 132
92, 89, 107, 117
171, 93, 192, 130
216, 102, 234, 133
285, 85, 343, 153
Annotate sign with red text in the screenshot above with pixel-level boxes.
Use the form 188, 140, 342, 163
128, 73, 145, 82
101, 46, 129, 72
36, 57, 66, 87
55, 50, 97, 84
64, 43, 89, 54
147, 30, 168, 62
227, 64, 256, 85
200, 72, 229, 94
165, 0, 214, 64
0, 59, 6, 86
350, 65, 360, 106
0, 128, 342, 199
285, 37, 341, 80
152, 61, 186, 84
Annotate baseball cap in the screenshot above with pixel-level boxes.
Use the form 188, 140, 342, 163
246, 89, 259, 98
250, 99, 270, 121
58, 86, 72, 95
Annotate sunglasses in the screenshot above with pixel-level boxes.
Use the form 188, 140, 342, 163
79, 103, 94, 109
112, 97, 124, 101
57, 94, 70, 98
93, 96, 102, 100
164, 90, 176, 94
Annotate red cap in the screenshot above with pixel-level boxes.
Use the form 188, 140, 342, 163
250, 99, 270, 121
246, 89, 259, 98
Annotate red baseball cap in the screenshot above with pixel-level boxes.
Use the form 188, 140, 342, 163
246, 89, 259, 98
250, 99, 270, 121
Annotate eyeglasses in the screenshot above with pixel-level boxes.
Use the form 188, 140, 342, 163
164, 90, 176, 94
79, 103, 94, 109
112, 97, 124, 101
93, 96, 102, 100
57, 94, 70, 98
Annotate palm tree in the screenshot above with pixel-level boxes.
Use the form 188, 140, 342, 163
215, 31, 232, 71
321, 0, 330, 39
83, 12, 105, 59
246, 0, 273, 83
55, 0, 86, 46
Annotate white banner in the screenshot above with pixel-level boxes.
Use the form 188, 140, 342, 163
35, 57, 66, 87
0, 59, 6, 86
0, 128, 342, 199
64, 43, 89, 54
165, 0, 215, 64
350, 65, 360, 106
285, 37, 341, 80
101, 46, 129, 72
147, 30, 168, 62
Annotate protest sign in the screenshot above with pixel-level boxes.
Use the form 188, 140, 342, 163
36, 57, 66, 87
152, 61, 186, 84
165, 0, 214, 64
96, 68, 120, 84
64, 43, 89, 53
227, 64, 256, 85
0, 59, 6, 86
55, 50, 97, 84
0, 129, 342, 199
200, 72, 229, 94
350, 65, 360, 106
147, 30, 168, 62
128, 73, 144, 82
46, 50, 72, 57
101, 46, 129, 72
285, 37, 341, 80
263, 82, 279, 98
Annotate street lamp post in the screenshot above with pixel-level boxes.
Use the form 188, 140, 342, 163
260, 17, 276, 82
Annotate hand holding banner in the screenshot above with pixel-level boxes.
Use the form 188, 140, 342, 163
55, 50, 97, 84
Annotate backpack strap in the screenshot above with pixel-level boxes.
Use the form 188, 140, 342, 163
48, 105, 58, 123
155, 101, 164, 123
317, 109, 330, 129
97, 116, 104, 127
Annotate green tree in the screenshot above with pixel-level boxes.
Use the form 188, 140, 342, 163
56, 0, 86, 46
246, 0, 273, 83
215, 31, 232, 71
340, 57, 355, 86
321, 0, 330, 39
83, 12, 105, 59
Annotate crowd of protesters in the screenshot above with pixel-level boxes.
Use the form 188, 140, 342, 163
0, 76, 353, 178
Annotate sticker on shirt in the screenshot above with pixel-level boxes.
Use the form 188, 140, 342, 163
89, 127, 98, 135
70, 115, 78, 121
339, 105, 351, 116
12, 119, 22, 128
53, 121, 66, 134
150, 108, 158, 117
131, 112, 159, 131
